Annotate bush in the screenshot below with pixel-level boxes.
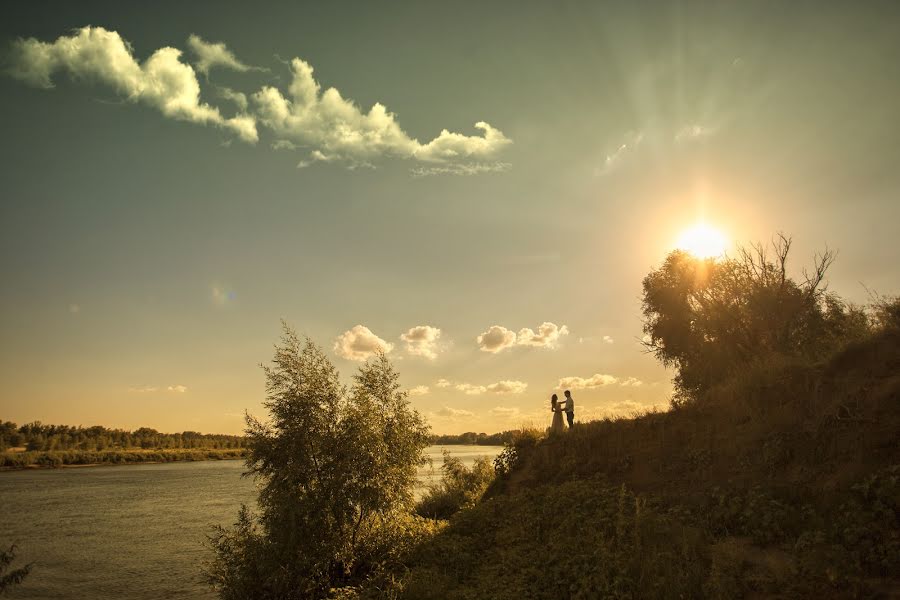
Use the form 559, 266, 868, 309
415, 452, 495, 520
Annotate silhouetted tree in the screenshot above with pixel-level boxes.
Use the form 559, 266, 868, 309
641, 234, 870, 401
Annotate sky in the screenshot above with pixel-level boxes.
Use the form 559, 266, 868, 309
1, 1, 899, 435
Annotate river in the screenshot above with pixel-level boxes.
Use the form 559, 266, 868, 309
0, 445, 502, 599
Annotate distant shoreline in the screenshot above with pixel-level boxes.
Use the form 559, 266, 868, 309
0, 455, 247, 472
0, 448, 249, 471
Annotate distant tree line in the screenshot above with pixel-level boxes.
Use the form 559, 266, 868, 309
428, 431, 519, 446
0, 421, 246, 453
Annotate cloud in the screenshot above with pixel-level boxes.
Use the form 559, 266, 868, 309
477, 322, 569, 353
435, 378, 452, 388
129, 384, 187, 393
400, 325, 442, 359
476, 325, 517, 353
69, 304, 81, 314
217, 86, 248, 111
485, 380, 528, 394
333, 325, 393, 361
253, 58, 511, 168
557, 373, 644, 390
455, 380, 527, 395
128, 385, 158, 393
7, 27, 258, 143
409, 385, 430, 396
435, 406, 475, 419
410, 162, 511, 178
456, 383, 487, 395
186, 34, 257, 75
516, 322, 570, 349
602, 335, 614, 344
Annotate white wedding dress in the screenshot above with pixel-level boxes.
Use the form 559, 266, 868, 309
550, 406, 565, 433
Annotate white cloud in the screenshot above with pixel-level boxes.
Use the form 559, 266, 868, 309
7, 27, 258, 142
409, 385, 429, 396
476, 325, 517, 353
128, 385, 158, 393
333, 325, 393, 361
435, 406, 475, 419
187, 34, 256, 75
454, 380, 527, 395
602, 335, 614, 344
400, 325, 442, 359
477, 322, 569, 353
410, 161, 511, 177
485, 380, 528, 394
167, 384, 188, 393
559, 373, 619, 389
253, 58, 510, 168
558, 373, 644, 390
456, 383, 487, 395
218, 86, 249, 111
516, 322, 570, 349
435, 378, 452, 388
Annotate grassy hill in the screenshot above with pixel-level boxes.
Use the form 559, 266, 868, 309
397, 329, 900, 599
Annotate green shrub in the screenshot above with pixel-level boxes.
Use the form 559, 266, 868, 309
415, 452, 494, 520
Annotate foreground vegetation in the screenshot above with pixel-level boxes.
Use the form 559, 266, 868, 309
206, 237, 899, 599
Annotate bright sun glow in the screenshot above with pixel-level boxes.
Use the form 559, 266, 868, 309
676, 224, 728, 258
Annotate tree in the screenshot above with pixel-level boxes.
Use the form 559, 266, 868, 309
641, 234, 869, 401
207, 324, 430, 599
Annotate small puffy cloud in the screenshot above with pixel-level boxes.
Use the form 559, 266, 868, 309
409, 385, 429, 396
477, 322, 569, 353
436, 406, 475, 419
476, 325, 517, 353
558, 373, 619, 390
558, 374, 644, 390
602, 335, 614, 344
167, 385, 188, 393
128, 384, 187, 393
334, 325, 393, 361
456, 383, 487, 396
485, 380, 528, 394
400, 325, 442, 359
129, 385, 158, 393
455, 380, 527, 395
516, 322, 569, 349
435, 378, 452, 388
7, 27, 258, 142
186, 34, 256, 75
253, 58, 510, 169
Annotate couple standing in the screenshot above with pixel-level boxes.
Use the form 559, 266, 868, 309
550, 390, 575, 433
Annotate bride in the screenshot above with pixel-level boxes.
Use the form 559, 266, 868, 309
549, 394, 565, 433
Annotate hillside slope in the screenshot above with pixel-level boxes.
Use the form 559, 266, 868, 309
398, 330, 900, 599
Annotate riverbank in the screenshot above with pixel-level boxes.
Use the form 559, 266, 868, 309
0, 448, 249, 471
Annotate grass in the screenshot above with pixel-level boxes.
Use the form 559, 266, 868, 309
0, 447, 249, 469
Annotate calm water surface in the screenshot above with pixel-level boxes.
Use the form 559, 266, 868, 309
0, 445, 502, 599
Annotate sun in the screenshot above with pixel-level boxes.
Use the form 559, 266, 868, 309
676, 223, 728, 259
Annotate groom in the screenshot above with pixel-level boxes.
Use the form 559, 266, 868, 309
563, 390, 575, 428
